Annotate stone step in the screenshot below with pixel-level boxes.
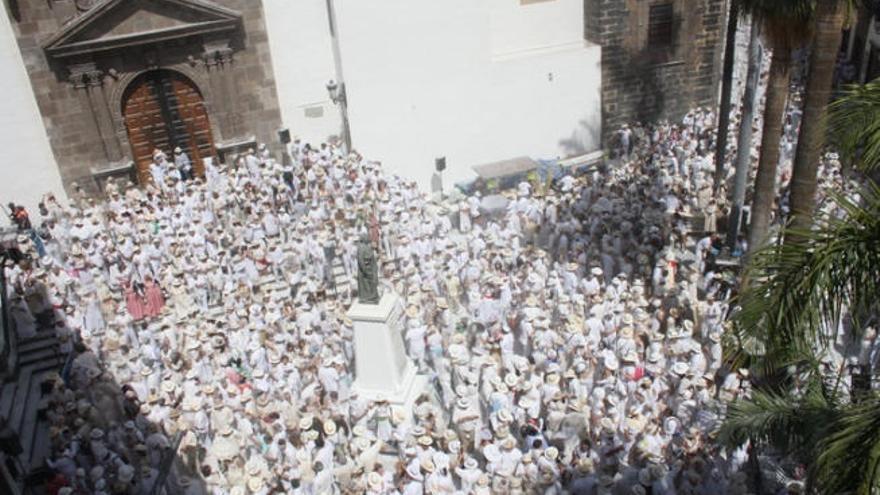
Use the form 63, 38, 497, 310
8, 367, 34, 438
17, 371, 49, 471
29, 417, 51, 473
0, 379, 17, 422
17, 334, 57, 355
19, 347, 60, 368
26, 355, 66, 375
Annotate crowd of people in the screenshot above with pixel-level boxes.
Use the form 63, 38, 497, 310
5, 111, 760, 495
23, 86, 880, 493
1, 15, 869, 492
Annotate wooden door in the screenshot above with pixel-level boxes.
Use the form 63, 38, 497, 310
123, 70, 215, 184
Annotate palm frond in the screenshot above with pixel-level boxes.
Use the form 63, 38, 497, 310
729, 181, 880, 372
830, 79, 880, 172
814, 395, 880, 494
718, 384, 838, 462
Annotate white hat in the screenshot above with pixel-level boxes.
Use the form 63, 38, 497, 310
247, 476, 264, 492
672, 362, 689, 376
497, 408, 513, 424
367, 472, 383, 490
117, 464, 135, 483
406, 463, 423, 480
604, 355, 619, 371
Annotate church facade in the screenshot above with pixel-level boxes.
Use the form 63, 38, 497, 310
0, 0, 725, 214
7, 0, 282, 193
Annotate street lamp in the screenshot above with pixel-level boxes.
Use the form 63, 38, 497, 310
326, 79, 352, 152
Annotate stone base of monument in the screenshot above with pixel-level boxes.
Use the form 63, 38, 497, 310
347, 291, 429, 419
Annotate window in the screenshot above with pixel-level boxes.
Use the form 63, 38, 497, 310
648, 3, 675, 48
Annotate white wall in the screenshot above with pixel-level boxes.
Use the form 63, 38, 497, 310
0, 5, 66, 221
489, 0, 586, 56
262, 0, 342, 146
265, 0, 602, 189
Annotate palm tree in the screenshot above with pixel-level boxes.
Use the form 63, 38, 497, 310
732, 180, 880, 371
722, 81, 880, 493
722, 180, 880, 492
721, 381, 880, 494
788, 0, 850, 236
742, 1, 813, 254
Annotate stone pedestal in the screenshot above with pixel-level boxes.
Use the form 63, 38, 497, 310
347, 292, 427, 415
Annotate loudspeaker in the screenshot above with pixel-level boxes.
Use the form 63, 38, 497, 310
278, 128, 291, 144
435, 156, 446, 173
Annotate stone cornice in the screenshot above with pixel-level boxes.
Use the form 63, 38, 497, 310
43, 0, 242, 59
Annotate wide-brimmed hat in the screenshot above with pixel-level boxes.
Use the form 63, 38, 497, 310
672, 362, 689, 376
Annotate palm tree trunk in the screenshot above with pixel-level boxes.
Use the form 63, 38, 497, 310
727, 18, 762, 250
748, 46, 791, 253
788, 0, 847, 236
714, 0, 741, 191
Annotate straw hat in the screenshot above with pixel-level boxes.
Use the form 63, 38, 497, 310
672, 362, 689, 376
367, 472, 383, 491
247, 476, 264, 492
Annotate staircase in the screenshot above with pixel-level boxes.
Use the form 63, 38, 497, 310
0, 327, 65, 486
328, 258, 351, 301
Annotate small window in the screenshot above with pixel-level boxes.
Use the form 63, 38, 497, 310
648, 3, 675, 47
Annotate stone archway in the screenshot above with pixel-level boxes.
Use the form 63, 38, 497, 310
122, 69, 215, 184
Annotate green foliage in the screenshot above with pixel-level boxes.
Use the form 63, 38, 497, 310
718, 380, 837, 460
830, 80, 880, 172
730, 181, 880, 373
721, 387, 880, 494
814, 396, 880, 494
723, 176, 880, 492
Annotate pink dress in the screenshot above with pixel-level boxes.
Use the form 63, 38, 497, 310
124, 285, 146, 321
143, 280, 165, 317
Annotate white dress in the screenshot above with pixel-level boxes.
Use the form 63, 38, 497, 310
83, 297, 105, 335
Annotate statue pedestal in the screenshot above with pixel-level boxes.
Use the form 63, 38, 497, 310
347, 292, 427, 417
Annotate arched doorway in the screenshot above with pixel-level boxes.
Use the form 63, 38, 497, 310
122, 69, 215, 184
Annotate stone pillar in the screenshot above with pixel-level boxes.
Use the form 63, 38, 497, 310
347, 291, 428, 418
85, 68, 123, 161
69, 63, 122, 163
203, 41, 238, 139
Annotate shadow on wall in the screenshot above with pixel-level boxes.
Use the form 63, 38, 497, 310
558, 116, 603, 157
601, 11, 688, 138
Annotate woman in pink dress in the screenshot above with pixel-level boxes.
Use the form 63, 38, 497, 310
143, 275, 165, 318
124, 281, 146, 321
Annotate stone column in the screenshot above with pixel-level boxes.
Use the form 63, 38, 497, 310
85, 68, 123, 161
203, 41, 238, 139
69, 63, 122, 163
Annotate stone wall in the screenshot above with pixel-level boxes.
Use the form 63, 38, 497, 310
8, 0, 283, 194
585, 0, 726, 141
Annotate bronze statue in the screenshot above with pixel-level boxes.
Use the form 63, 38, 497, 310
356, 234, 380, 304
